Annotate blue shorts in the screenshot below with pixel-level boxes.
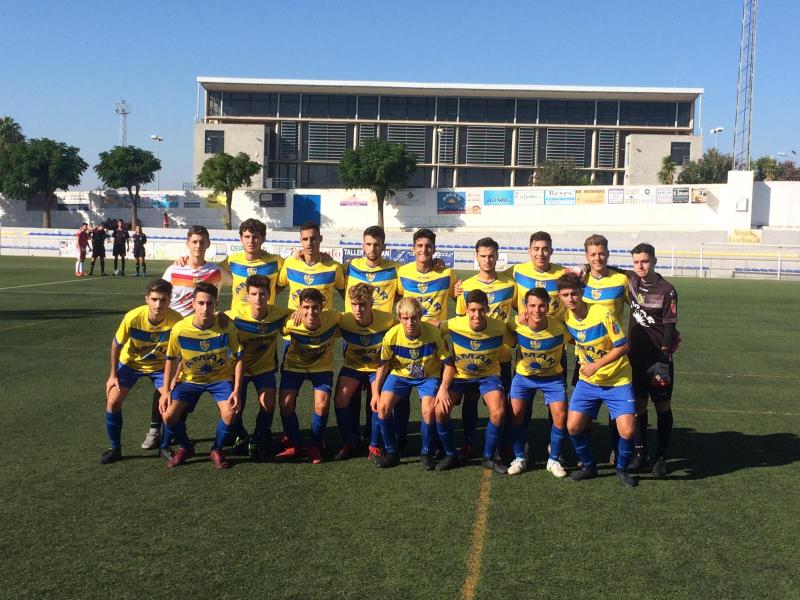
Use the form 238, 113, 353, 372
450, 375, 504, 398
568, 380, 636, 420
171, 380, 233, 407
280, 370, 333, 395
338, 366, 377, 388
116, 363, 164, 390
243, 370, 277, 393
383, 374, 439, 399
510, 374, 567, 405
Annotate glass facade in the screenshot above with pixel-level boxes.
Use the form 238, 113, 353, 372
203, 86, 697, 188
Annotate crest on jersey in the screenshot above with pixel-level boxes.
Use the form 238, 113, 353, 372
304, 274, 314, 285
470, 340, 482, 351
577, 331, 586, 342
258, 323, 268, 333
366, 272, 376, 282
151, 332, 161, 342
247, 267, 258, 276
200, 340, 211, 351
531, 340, 541, 350
409, 347, 420, 359
637, 292, 645, 303
535, 281, 545, 288
417, 282, 428, 294
360, 335, 371, 346
591, 288, 602, 300
486, 292, 495, 304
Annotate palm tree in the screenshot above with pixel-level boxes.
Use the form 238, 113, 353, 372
0, 116, 25, 149
657, 155, 677, 184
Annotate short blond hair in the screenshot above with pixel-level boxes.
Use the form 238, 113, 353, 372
348, 282, 373, 304
396, 296, 422, 318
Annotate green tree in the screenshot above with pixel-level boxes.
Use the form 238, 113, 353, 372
94, 145, 161, 227
0, 138, 87, 227
531, 160, 590, 186
753, 156, 784, 181
657, 155, 677, 184
677, 148, 733, 184
0, 116, 25, 149
197, 152, 261, 229
338, 138, 418, 229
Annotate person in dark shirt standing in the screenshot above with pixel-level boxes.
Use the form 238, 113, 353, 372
89, 224, 109, 276
132, 225, 148, 277
622, 243, 680, 477
112, 220, 130, 276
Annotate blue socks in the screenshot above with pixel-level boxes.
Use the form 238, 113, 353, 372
310, 412, 328, 445
549, 425, 566, 461
617, 436, 635, 471
213, 419, 230, 451
378, 416, 397, 454
482, 420, 501, 460
370, 412, 382, 447
165, 419, 191, 449
462, 397, 478, 446
335, 407, 354, 445
436, 421, 457, 456
570, 431, 595, 468
420, 421, 433, 454
281, 412, 301, 446
105, 411, 122, 449
252, 409, 274, 443
511, 423, 527, 460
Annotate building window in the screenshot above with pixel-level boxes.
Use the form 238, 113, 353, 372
540, 100, 594, 124
301, 94, 356, 119
380, 96, 435, 121
461, 168, 510, 187
596, 101, 618, 125
307, 122, 348, 161
358, 96, 379, 119
677, 102, 692, 127
387, 124, 427, 161
670, 141, 691, 165
208, 92, 222, 116
459, 98, 515, 123
252, 93, 278, 116
279, 94, 300, 118
437, 97, 459, 122
279, 122, 298, 160
597, 130, 618, 168
544, 128, 588, 167
436, 167, 454, 188
465, 126, 508, 165
516, 100, 538, 124
204, 130, 224, 154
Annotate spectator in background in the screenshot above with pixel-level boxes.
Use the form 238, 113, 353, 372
75, 223, 90, 277
112, 220, 130, 276
132, 224, 148, 277
163, 212, 170, 228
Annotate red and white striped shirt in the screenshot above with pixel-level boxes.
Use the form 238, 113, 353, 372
162, 263, 223, 316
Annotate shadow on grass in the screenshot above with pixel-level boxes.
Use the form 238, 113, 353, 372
0, 308, 122, 321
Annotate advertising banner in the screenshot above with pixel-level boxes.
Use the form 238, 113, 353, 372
260, 192, 286, 207
691, 188, 709, 203
672, 187, 690, 203
339, 194, 369, 207
483, 190, 514, 206
514, 189, 544, 205
204, 193, 226, 209
544, 188, 576, 205
607, 188, 625, 204
390, 249, 454, 268
640, 187, 656, 204
576, 189, 605, 205
437, 191, 466, 214
656, 188, 674, 204
466, 190, 482, 214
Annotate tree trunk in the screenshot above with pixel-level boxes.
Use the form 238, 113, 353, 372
42, 195, 52, 228
129, 185, 138, 228
226, 191, 234, 229
375, 188, 386, 230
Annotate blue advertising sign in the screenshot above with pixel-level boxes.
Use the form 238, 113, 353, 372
390, 249, 454, 268
437, 191, 466, 214
483, 190, 514, 206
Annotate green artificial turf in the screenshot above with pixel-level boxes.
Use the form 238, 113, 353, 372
0, 257, 798, 599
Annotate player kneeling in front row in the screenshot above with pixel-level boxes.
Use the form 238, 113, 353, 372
275, 288, 340, 464
371, 297, 456, 470
334, 283, 396, 461
558, 274, 639, 488
101, 278, 182, 464
441, 289, 514, 474
226, 275, 291, 461
507, 288, 572, 477
159, 282, 243, 469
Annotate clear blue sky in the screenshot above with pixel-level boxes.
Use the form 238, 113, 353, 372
1, 0, 797, 189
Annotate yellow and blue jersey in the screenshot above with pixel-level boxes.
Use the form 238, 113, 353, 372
166, 316, 242, 384
397, 263, 456, 322
114, 305, 183, 373
380, 321, 451, 379
565, 304, 632, 386
225, 304, 290, 376
510, 262, 567, 317
441, 316, 515, 379
345, 257, 401, 313
221, 251, 284, 311
278, 256, 345, 310
455, 272, 517, 364
509, 318, 572, 378
339, 310, 396, 372
583, 271, 629, 325
281, 310, 340, 373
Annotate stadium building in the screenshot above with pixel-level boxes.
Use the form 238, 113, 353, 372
194, 77, 703, 189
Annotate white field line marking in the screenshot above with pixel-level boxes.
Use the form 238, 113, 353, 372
682, 370, 800, 381
675, 407, 800, 417
0, 277, 97, 291
461, 468, 492, 600
0, 318, 60, 332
